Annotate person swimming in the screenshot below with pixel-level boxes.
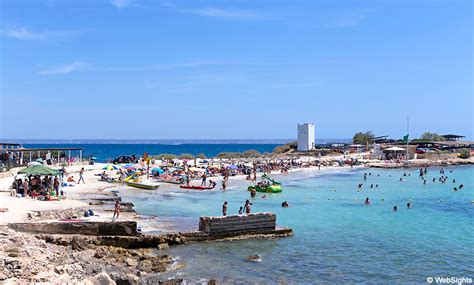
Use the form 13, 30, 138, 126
365, 197, 371, 205
393, 206, 398, 212
459, 184, 464, 189
407, 202, 411, 209
370, 184, 373, 188
282, 201, 289, 208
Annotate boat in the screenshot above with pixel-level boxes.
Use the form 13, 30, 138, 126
180, 185, 215, 190
248, 174, 282, 193
127, 181, 160, 190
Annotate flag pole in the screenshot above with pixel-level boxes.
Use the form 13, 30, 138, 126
406, 115, 409, 161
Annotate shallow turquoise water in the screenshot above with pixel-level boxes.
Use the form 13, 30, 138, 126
119, 166, 474, 284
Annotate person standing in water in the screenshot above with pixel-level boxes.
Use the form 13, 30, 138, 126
78, 168, 85, 184
365, 197, 371, 205
244, 200, 252, 214
222, 201, 228, 216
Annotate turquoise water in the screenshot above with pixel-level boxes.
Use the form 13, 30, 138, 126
119, 166, 474, 283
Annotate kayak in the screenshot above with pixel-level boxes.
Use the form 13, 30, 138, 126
248, 184, 282, 193
127, 181, 160, 190
180, 185, 215, 190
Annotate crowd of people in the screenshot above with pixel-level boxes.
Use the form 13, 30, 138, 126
11, 175, 63, 201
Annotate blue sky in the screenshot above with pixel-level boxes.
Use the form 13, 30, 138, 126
0, 0, 472, 140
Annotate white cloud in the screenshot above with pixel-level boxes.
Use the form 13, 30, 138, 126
326, 9, 372, 28
185, 8, 265, 20
1, 24, 88, 41
110, 0, 132, 9
39, 61, 89, 75
3, 27, 46, 40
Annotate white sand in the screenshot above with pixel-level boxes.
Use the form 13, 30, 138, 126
0, 163, 114, 224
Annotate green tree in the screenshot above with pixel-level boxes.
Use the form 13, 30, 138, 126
352, 131, 374, 144
459, 148, 471, 159
419, 132, 446, 141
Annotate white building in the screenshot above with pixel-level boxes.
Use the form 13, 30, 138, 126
297, 123, 315, 151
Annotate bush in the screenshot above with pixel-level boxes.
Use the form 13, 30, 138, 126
155, 154, 177, 160
242, 149, 260, 158
458, 148, 471, 159
261, 152, 272, 157
196, 153, 207, 159
217, 152, 242, 159
273, 141, 298, 154
178, 153, 194, 159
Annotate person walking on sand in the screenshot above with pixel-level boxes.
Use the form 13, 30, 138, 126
78, 168, 85, 184
113, 200, 121, 220
222, 201, 228, 216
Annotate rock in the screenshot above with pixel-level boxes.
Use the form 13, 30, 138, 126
114, 274, 140, 285
157, 243, 169, 250
0, 272, 8, 280
94, 247, 108, 259
71, 236, 87, 251
84, 271, 116, 285
125, 258, 138, 267
158, 279, 184, 285
246, 255, 262, 262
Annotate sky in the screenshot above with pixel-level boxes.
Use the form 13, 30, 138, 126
0, 0, 472, 140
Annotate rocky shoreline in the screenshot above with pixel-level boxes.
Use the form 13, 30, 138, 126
0, 225, 193, 284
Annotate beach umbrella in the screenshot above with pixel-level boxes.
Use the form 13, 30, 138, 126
18, 165, 60, 176
102, 164, 120, 171
189, 167, 205, 172
151, 167, 164, 175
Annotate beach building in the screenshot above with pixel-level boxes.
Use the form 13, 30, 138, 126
297, 123, 315, 151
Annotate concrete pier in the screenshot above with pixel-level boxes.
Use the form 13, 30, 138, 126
198, 212, 286, 237
8, 221, 137, 236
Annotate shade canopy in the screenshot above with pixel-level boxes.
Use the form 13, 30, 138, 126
189, 167, 205, 172
18, 165, 60, 176
102, 164, 120, 171
385, 146, 406, 151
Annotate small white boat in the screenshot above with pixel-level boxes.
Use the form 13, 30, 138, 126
127, 180, 160, 190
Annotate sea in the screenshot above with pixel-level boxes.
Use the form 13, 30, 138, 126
117, 166, 474, 284
16, 139, 350, 162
